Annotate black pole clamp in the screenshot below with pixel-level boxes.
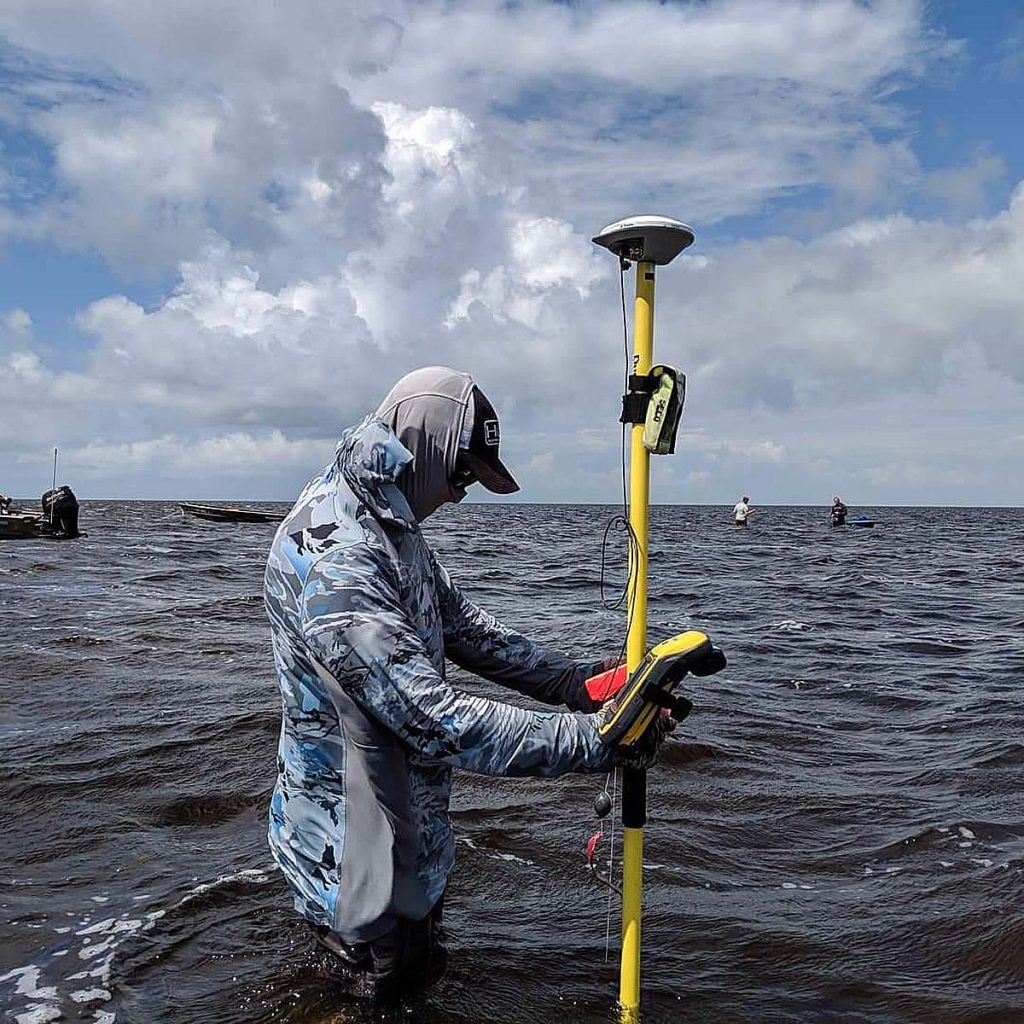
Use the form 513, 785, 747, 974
620, 373, 655, 425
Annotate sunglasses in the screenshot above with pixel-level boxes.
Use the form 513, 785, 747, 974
451, 454, 478, 491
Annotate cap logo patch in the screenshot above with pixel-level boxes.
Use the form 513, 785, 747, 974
483, 420, 500, 446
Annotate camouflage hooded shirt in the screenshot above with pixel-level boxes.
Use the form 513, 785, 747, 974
264, 416, 613, 942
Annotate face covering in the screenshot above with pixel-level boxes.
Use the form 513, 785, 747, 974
375, 367, 474, 522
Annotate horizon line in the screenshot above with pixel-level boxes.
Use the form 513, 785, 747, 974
15, 498, 1020, 510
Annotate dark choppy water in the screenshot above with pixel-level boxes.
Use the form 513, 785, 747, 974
2, 502, 1023, 1024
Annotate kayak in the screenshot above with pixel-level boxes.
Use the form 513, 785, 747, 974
831, 518, 875, 528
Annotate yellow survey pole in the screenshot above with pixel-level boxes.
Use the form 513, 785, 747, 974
619, 260, 656, 1020
592, 214, 695, 1023
626, 262, 655, 669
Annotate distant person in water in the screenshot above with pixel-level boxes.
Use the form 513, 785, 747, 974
263, 366, 668, 998
733, 495, 755, 527
831, 496, 848, 526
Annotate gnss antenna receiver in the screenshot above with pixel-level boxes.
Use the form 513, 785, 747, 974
593, 215, 695, 267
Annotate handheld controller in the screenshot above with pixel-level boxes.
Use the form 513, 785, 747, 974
596, 630, 726, 748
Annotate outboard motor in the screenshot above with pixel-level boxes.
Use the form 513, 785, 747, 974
41, 485, 81, 539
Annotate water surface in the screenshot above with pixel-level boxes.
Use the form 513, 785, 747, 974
1, 502, 1022, 1023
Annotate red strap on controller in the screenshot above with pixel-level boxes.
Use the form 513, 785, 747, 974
584, 664, 628, 704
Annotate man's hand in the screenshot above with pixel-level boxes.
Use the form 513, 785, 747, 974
596, 698, 676, 770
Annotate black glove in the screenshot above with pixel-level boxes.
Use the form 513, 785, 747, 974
597, 698, 675, 770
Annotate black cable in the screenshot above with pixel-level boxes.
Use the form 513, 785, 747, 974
590, 260, 642, 902
598, 261, 642, 674
619, 260, 630, 515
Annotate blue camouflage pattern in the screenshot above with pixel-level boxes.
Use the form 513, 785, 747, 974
264, 416, 613, 942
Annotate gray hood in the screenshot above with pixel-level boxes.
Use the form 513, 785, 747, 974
375, 366, 474, 522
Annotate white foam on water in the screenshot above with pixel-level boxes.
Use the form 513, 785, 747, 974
1, 965, 61, 1024
2, 910, 158, 1021
2, 867, 276, 1023
958, 826, 976, 839
175, 866, 271, 907
70, 988, 111, 1003
493, 851, 534, 866
1, 966, 58, 1002
14, 1007, 62, 1024
455, 836, 535, 867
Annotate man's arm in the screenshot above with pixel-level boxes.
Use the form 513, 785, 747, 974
432, 556, 607, 712
300, 543, 612, 777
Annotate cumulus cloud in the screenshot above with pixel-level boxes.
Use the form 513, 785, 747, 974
924, 151, 1007, 214
445, 217, 607, 329
655, 184, 1024, 423
71, 238, 380, 432
345, 0, 958, 223
57, 431, 332, 476
0, 0, 958, 266
0, 312, 98, 446
0, 0, 1020, 503
3, 308, 32, 335
685, 434, 788, 464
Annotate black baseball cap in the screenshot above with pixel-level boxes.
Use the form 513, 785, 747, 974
459, 386, 519, 494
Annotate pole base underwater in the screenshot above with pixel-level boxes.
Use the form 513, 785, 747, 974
618, 818, 644, 1020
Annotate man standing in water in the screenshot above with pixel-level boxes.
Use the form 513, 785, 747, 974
733, 495, 755, 527
264, 366, 666, 997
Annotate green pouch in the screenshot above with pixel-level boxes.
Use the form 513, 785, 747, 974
642, 366, 686, 455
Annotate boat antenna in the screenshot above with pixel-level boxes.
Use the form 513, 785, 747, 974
50, 447, 58, 524
592, 215, 695, 1022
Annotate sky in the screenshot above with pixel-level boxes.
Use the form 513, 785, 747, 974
1, 0, 1022, 505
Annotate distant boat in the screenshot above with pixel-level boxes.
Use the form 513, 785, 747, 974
179, 502, 286, 524
0, 511, 46, 540
1, 449, 83, 541
0, 505, 81, 541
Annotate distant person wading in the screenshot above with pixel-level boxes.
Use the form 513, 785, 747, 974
263, 366, 667, 998
733, 495, 755, 527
